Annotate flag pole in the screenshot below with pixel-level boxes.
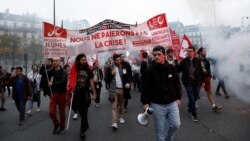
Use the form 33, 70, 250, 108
53, 0, 56, 26
66, 92, 74, 130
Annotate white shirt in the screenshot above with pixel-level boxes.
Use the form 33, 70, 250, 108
114, 66, 123, 88
27, 71, 41, 91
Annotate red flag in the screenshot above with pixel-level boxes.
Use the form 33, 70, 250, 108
67, 62, 77, 92
43, 22, 67, 38
179, 34, 192, 59
66, 57, 71, 66
170, 29, 181, 58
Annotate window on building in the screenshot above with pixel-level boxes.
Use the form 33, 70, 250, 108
23, 23, 27, 29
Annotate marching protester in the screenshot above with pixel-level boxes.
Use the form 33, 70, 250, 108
166, 48, 179, 69
48, 57, 68, 134
0, 66, 7, 111
131, 60, 140, 92
120, 54, 132, 113
107, 54, 131, 129
9, 67, 32, 125
67, 53, 96, 139
104, 58, 113, 92
178, 46, 203, 122
140, 51, 149, 93
210, 58, 230, 98
92, 61, 103, 107
3, 68, 12, 98
39, 58, 53, 97
197, 47, 223, 111
26, 64, 42, 115
141, 46, 182, 141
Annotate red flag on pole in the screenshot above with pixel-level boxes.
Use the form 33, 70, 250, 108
179, 34, 192, 59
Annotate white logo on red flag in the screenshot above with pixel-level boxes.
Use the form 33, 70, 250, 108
179, 34, 192, 59
147, 14, 168, 31
44, 22, 67, 38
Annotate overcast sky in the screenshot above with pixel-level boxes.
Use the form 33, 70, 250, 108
1, 0, 250, 27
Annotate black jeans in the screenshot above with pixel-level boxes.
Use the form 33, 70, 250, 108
216, 79, 227, 94
15, 99, 26, 121
184, 83, 200, 117
75, 88, 90, 132
94, 82, 102, 104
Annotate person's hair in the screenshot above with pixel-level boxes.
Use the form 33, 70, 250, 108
166, 48, 174, 54
0, 66, 2, 69
63, 64, 70, 69
153, 46, 165, 54
142, 52, 148, 59
75, 53, 90, 72
187, 46, 196, 51
32, 64, 38, 68
16, 66, 23, 72
47, 58, 53, 62
11, 67, 15, 71
197, 47, 205, 54
113, 54, 121, 61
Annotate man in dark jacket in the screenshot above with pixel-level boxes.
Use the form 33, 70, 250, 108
39, 58, 53, 97
48, 57, 67, 134
121, 54, 132, 113
141, 46, 181, 141
9, 67, 32, 125
178, 46, 203, 122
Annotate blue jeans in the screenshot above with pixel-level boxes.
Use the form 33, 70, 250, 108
29, 91, 41, 109
184, 83, 200, 117
151, 101, 181, 141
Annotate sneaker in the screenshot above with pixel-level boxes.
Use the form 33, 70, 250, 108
192, 116, 198, 122
195, 102, 199, 108
111, 123, 118, 129
53, 125, 59, 134
80, 131, 86, 139
119, 118, 125, 124
19, 121, 25, 126
213, 105, 223, 112
73, 113, 78, 120
124, 108, 127, 113
225, 94, 230, 99
26, 109, 32, 115
0, 107, 7, 111
95, 103, 100, 108
36, 108, 41, 112
215, 92, 222, 96
57, 127, 65, 134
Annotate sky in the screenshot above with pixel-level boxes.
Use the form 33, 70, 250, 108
1, 0, 250, 27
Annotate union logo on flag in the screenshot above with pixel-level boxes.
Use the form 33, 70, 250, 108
43, 22, 67, 38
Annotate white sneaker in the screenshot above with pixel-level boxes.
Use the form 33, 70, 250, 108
95, 103, 99, 108
36, 108, 41, 112
119, 118, 125, 124
73, 113, 78, 120
111, 123, 118, 129
195, 102, 199, 108
26, 109, 32, 114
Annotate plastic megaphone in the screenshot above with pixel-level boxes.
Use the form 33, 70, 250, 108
137, 107, 153, 126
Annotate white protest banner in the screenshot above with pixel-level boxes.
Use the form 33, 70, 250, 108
43, 13, 172, 58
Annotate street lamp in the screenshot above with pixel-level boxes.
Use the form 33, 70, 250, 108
211, 0, 222, 27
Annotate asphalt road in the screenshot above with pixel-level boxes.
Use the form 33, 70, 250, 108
0, 80, 250, 141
